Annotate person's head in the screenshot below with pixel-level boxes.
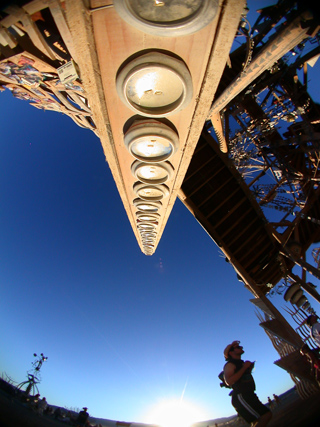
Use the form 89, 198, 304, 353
306, 315, 318, 326
83, 407, 88, 412
224, 340, 244, 360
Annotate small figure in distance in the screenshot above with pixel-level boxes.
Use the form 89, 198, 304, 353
272, 394, 280, 406
223, 340, 272, 427
37, 397, 48, 415
53, 406, 63, 420
267, 397, 274, 409
29, 393, 40, 411
76, 407, 89, 427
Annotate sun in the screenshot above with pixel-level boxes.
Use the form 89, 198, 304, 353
144, 398, 207, 427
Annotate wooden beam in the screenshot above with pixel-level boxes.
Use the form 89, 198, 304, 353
238, 237, 271, 266
0, 27, 17, 48
274, 350, 318, 383
223, 216, 259, 244
206, 191, 246, 222
260, 319, 302, 348
4, 5, 56, 60
198, 176, 234, 208
183, 156, 216, 184
22, 0, 48, 15
221, 211, 258, 240
230, 224, 263, 253
65, 90, 92, 114
47, 0, 77, 61
186, 164, 226, 199
208, 10, 314, 119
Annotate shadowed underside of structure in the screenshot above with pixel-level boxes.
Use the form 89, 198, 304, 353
179, 129, 285, 294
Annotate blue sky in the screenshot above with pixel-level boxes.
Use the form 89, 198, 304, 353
1, 1, 320, 424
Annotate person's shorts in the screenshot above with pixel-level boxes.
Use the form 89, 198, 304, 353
232, 392, 271, 423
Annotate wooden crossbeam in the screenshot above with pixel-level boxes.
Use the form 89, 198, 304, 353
186, 164, 226, 199
206, 190, 245, 222
22, 0, 48, 15
4, 5, 56, 60
0, 27, 17, 48
221, 212, 258, 241
197, 176, 234, 208
229, 222, 263, 255
47, 0, 77, 61
183, 156, 216, 184
208, 10, 316, 126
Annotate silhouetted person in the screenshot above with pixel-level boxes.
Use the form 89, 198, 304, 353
272, 394, 280, 406
54, 407, 63, 420
37, 397, 48, 415
76, 407, 89, 427
223, 341, 272, 427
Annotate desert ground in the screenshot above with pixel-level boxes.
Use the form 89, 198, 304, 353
1, 385, 320, 427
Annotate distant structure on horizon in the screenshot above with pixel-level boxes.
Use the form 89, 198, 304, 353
1, 0, 320, 399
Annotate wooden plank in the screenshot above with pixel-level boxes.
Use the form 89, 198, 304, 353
11, 24, 25, 37
197, 176, 234, 208
261, 320, 302, 348
53, 90, 88, 114
183, 156, 216, 184
186, 164, 226, 199
11, 22, 27, 34
240, 239, 272, 268
0, 74, 17, 85
65, 90, 92, 114
219, 209, 253, 239
4, 5, 57, 60
0, 27, 17, 48
274, 350, 317, 383
206, 188, 244, 220
209, 10, 314, 119
223, 216, 259, 244
22, 0, 48, 15
72, 113, 95, 130
259, 267, 281, 285
0, 13, 20, 29
208, 196, 248, 228
47, 0, 77, 60
20, 14, 57, 60
230, 223, 262, 253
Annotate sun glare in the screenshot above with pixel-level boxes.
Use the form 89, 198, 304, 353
145, 398, 206, 427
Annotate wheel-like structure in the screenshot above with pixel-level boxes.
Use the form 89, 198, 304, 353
17, 376, 40, 396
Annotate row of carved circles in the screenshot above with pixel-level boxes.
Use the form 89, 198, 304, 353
113, 0, 219, 253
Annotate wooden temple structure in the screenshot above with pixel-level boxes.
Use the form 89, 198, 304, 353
1, 0, 320, 397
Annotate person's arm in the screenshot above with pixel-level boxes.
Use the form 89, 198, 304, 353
224, 361, 253, 386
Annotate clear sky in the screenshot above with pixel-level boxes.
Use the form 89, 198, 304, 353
1, 1, 320, 426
